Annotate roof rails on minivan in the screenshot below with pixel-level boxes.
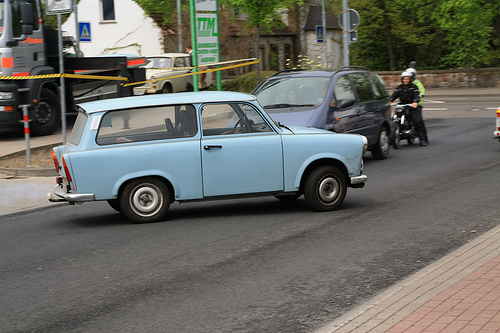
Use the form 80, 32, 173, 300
336, 66, 371, 72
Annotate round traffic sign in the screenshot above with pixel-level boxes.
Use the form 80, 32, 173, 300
338, 9, 360, 32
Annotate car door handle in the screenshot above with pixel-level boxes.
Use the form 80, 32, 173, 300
204, 145, 222, 150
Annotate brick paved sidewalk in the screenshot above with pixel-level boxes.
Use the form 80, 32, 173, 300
315, 225, 500, 333
387, 255, 500, 333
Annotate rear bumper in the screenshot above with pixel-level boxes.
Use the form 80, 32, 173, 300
47, 184, 95, 203
494, 130, 500, 140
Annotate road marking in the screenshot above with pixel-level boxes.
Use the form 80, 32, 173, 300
425, 108, 448, 111
425, 99, 445, 104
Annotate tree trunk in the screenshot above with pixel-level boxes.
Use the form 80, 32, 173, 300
255, 26, 261, 85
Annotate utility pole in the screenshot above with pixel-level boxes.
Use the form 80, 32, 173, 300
342, 0, 350, 66
321, 0, 327, 68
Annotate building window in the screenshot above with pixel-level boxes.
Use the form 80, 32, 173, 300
102, 0, 115, 21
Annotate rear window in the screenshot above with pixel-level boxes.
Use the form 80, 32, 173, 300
96, 104, 197, 145
68, 110, 88, 146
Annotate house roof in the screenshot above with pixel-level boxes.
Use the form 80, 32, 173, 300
304, 4, 340, 30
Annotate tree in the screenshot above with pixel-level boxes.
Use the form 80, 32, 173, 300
225, 0, 302, 83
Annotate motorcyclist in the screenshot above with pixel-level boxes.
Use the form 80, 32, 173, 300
406, 67, 429, 144
389, 71, 428, 146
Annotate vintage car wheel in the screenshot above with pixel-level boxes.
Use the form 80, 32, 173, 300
107, 200, 122, 212
304, 166, 346, 211
120, 178, 170, 223
371, 126, 390, 159
162, 83, 173, 94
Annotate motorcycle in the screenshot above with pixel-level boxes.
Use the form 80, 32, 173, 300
392, 104, 417, 149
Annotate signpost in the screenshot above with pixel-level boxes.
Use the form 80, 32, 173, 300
46, 0, 73, 144
190, 0, 221, 91
338, 1, 360, 67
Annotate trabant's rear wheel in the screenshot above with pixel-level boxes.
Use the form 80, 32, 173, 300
120, 178, 170, 223
304, 166, 346, 211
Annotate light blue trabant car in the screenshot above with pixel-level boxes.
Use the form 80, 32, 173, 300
48, 91, 368, 223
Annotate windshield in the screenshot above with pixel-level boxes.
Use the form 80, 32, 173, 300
254, 76, 331, 109
144, 57, 173, 69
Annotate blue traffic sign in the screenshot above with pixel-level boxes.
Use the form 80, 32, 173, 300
79, 22, 91, 42
316, 25, 324, 43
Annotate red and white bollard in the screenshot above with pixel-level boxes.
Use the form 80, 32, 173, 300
20, 104, 31, 166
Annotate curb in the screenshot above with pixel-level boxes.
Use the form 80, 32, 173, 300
0, 166, 58, 177
0, 143, 60, 177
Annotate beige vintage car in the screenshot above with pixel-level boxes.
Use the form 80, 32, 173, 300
133, 53, 212, 95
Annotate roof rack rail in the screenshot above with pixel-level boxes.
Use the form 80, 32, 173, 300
336, 66, 371, 72
268, 68, 308, 77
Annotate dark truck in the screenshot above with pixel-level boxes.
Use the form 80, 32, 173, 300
0, 0, 145, 135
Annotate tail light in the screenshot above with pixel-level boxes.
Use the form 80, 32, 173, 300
62, 156, 73, 182
52, 149, 60, 172
496, 108, 500, 118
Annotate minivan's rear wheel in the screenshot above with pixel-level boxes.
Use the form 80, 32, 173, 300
120, 178, 170, 223
304, 166, 346, 211
372, 126, 390, 159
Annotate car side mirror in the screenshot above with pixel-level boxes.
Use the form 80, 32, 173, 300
337, 98, 355, 109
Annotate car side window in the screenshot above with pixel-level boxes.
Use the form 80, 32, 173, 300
174, 57, 186, 68
96, 104, 197, 145
201, 103, 272, 136
333, 75, 356, 108
349, 73, 374, 102
368, 73, 389, 99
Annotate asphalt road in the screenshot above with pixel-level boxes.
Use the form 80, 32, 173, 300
1, 92, 499, 332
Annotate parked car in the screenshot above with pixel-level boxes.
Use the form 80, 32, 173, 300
494, 106, 500, 142
133, 53, 212, 95
48, 91, 368, 223
253, 66, 393, 159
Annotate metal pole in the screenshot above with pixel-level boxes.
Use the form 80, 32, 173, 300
58, 13, 67, 144
321, 0, 327, 68
74, 0, 79, 48
177, 0, 183, 52
21, 105, 31, 166
342, 0, 350, 67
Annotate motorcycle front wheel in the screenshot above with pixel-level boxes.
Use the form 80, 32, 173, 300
393, 123, 401, 149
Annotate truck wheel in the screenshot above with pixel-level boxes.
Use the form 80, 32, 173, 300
371, 126, 390, 159
120, 177, 170, 223
31, 88, 61, 136
304, 166, 347, 211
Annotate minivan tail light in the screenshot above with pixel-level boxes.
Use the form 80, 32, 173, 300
62, 156, 72, 182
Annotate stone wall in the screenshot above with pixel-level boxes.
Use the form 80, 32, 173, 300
376, 67, 500, 90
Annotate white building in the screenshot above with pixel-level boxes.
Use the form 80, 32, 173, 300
61, 0, 164, 57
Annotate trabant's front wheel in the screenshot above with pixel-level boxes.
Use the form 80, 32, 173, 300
304, 166, 347, 211
120, 178, 170, 223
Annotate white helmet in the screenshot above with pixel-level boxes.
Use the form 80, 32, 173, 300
406, 68, 417, 79
401, 71, 413, 83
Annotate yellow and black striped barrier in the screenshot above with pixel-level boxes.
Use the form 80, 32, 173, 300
123, 58, 260, 87
0, 58, 260, 87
